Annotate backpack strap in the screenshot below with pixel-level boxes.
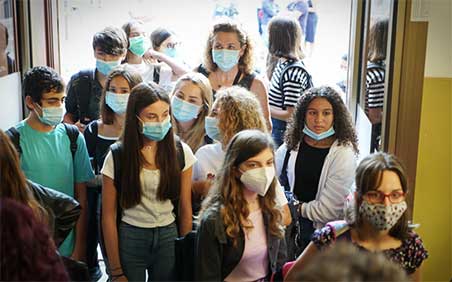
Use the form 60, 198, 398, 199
279, 148, 291, 191
63, 123, 79, 160
153, 65, 161, 84
5, 127, 21, 155
84, 121, 99, 174
278, 61, 313, 109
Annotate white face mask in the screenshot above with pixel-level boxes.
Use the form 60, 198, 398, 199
240, 166, 275, 196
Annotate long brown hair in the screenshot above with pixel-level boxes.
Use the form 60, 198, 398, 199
203, 20, 254, 74
172, 72, 213, 152
0, 130, 47, 221
119, 82, 181, 209
354, 152, 409, 240
200, 130, 284, 246
268, 16, 305, 60
368, 19, 389, 62
100, 64, 143, 125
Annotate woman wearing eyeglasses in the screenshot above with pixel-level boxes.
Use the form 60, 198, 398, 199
284, 152, 428, 282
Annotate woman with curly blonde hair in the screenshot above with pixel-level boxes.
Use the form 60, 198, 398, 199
192, 86, 290, 223
196, 20, 272, 129
195, 129, 286, 281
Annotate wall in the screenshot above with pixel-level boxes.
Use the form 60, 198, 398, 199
413, 0, 452, 280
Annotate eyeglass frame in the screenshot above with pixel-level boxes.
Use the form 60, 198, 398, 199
362, 190, 406, 204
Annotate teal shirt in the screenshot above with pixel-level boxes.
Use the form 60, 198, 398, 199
16, 120, 95, 256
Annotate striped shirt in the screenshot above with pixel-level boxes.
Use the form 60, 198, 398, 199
269, 59, 311, 109
365, 61, 385, 112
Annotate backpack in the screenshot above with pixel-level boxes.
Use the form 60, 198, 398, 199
279, 61, 313, 109
278, 148, 303, 260
6, 123, 79, 159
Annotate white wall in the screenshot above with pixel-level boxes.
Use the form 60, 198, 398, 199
424, 0, 452, 78
0, 72, 22, 130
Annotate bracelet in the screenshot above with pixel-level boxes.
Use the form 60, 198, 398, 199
111, 273, 124, 279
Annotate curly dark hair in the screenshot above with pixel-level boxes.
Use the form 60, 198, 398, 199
284, 86, 358, 153
23, 66, 64, 104
0, 198, 69, 281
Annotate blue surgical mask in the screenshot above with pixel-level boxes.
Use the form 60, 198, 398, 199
96, 59, 121, 76
106, 91, 130, 114
212, 49, 240, 72
171, 95, 201, 122
129, 35, 151, 57
164, 47, 177, 58
205, 116, 221, 141
35, 104, 64, 126
303, 125, 335, 141
139, 116, 172, 141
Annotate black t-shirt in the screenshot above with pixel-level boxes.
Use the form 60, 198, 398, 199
293, 139, 330, 202
84, 121, 118, 175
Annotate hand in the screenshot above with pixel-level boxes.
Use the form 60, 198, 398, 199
143, 49, 161, 62
75, 121, 86, 133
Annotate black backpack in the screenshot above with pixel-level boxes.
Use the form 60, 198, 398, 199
6, 123, 79, 159
279, 149, 304, 260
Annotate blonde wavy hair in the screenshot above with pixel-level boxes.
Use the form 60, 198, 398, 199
203, 20, 254, 74
200, 130, 284, 246
172, 72, 213, 152
215, 86, 267, 148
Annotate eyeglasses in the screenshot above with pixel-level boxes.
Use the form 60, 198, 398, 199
165, 42, 179, 49
363, 190, 405, 204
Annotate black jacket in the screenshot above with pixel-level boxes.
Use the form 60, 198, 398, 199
195, 206, 287, 281
27, 180, 81, 247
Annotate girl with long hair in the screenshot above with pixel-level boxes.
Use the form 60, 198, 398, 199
267, 16, 313, 147
101, 82, 195, 281
83, 64, 142, 280
171, 72, 213, 153
276, 86, 358, 253
191, 86, 290, 224
195, 130, 286, 281
285, 152, 428, 281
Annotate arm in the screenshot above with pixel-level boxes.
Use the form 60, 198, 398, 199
102, 175, 126, 280
179, 166, 193, 236
270, 105, 295, 121
144, 49, 190, 77
282, 204, 292, 226
284, 241, 318, 281
71, 182, 87, 262
250, 76, 272, 131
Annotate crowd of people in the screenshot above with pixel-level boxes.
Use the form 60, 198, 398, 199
1, 7, 427, 282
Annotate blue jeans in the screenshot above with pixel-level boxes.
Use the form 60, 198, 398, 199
271, 117, 287, 148
119, 222, 177, 281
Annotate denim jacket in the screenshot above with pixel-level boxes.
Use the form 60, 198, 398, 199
194, 206, 287, 281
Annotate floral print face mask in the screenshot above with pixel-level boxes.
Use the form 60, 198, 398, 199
359, 200, 407, 231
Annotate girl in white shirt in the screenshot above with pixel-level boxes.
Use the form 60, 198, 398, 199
101, 82, 196, 281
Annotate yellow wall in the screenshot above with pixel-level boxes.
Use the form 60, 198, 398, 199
414, 77, 452, 281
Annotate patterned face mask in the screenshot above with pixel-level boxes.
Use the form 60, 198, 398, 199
359, 200, 407, 231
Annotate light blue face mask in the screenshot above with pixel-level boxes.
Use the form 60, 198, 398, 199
164, 47, 177, 58
303, 125, 335, 141
35, 104, 64, 126
96, 59, 121, 76
139, 116, 172, 141
129, 35, 151, 57
171, 95, 201, 122
106, 91, 130, 114
204, 116, 221, 141
212, 49, 240, 72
